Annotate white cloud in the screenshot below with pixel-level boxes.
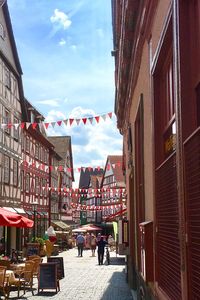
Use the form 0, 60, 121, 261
59, 38, 66, 46
71, 45, 77, 51
50, 9, 71, 30
36, 99, 60, 107
97, 28, 104, 38
43, 106, 123, 187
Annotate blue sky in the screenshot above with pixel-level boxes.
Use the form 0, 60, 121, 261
8, 0, 123, 186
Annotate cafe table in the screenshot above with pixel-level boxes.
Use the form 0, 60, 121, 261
5, 270, 17, 284
10, 262, 25, 271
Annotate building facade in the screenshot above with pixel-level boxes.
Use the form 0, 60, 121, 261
21, 99, 54, 244
78, 168, 104, 225
101, 155, 126, 221
112, 0, 200, 299
48, 136, 74, 227
0, 3, 26, 254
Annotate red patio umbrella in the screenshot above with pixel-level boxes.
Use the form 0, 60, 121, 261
0, 207, 34, 228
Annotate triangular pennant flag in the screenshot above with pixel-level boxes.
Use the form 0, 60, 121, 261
57, 120, 62, 126
82, 118, 87, 125
108, 112, 112, 119
44, 122, 50, 129
95, 116, 100, 123
32, 123, 38, 129
26, 122, 31, 129
76, 119, 81, 126
7, 123, 12, 129
51, 122, 56, 128
1, 124, 7, 129
88, 117, 93, 124
69, 119, 74, 126
20, 122, 25, 129
101, 114, 107, 121
63, 119, 68, 126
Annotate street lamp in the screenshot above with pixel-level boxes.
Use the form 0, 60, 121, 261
32, 201, 38, 242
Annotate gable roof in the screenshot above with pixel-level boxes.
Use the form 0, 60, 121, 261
79, 168, 104, 189
2, 3, 22, 74
48, 136, 74, 181
108, 155, 124, 183
101, 155, 125, 187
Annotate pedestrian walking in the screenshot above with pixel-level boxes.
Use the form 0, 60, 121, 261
97, 236, 107, 265
76, 233, 85, 257
90, 234, 97, 256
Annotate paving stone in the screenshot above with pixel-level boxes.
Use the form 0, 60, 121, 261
6, 248, 133, 300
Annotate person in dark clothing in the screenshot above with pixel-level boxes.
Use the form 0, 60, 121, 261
97, 236, 107, 265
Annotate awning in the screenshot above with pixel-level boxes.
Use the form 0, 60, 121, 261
14, 207, 26, 214
0, 207, 34, 228
25, 211, 33, 216
51, 220, 70, 230
37, 212, 44, 216
3, 207, 16, 213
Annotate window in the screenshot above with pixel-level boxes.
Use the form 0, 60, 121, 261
35, 177, 40, 195
13, 160, 18, 186
41, 147, 44, 162
196, 82, 200, 127
30, 111, 35, 124
4, 67, 11, 90
44, 150, 48, 163
26, 136, 30, 153
13, 117, 19, 140
25, 173, 30, 192
42, 179, 47, 196
4, 109, 11, 135
4, 155, 10, 183
0, 23, 5, 40
153, 21, 175, 165
35, 143, 39, 159
21, 170, 24, 191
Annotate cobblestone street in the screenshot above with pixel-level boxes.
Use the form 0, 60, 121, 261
6, 248, 133, 300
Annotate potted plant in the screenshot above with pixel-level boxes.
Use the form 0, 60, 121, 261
35, 237, 45, 256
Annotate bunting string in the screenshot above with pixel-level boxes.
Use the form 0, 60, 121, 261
0, 112, 113, 130
69, 203, 126, 211
38, 185, 126, 195
21, 160, 123, 173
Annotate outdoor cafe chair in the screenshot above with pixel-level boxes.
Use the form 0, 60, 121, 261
30, 257, 43, 277
0, 266, 10, 299
0, 260, 11, 270
10, 260, 35, 297
27, 255, 41, 261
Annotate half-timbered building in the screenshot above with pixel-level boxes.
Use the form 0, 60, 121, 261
48, 136, 74, 228
21, 99, 54, 244
0, 2, 27, 254
101, 156, 126, 221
